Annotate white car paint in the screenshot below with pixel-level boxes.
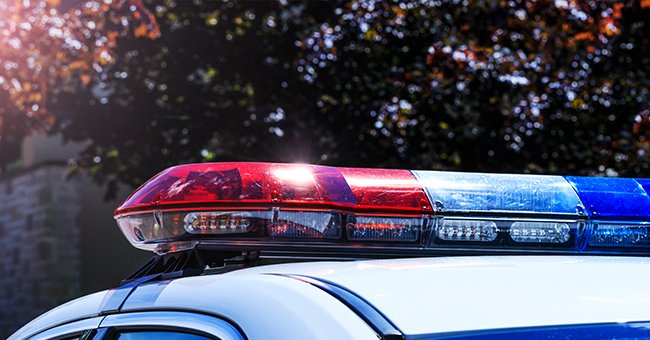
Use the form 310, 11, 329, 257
241, 256, 650, 335
11, 256, 650, 339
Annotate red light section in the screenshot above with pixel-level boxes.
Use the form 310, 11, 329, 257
115, 162, 432, 216
338, 167, 432, 214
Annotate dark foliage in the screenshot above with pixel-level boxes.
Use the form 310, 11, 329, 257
2, 0, 650, 197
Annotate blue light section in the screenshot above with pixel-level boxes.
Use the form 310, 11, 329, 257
635, 178, 650, 196
589, 223, 650, 247
412, 171, 583, 215
565, 177, 650, 219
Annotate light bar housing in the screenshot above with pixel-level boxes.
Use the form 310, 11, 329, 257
412, 171, 586, 252
566, 177, 650, 251
115, 163, 433, 254
114, 162, 650, 256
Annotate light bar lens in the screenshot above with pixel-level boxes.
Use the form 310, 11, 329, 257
114, 162, 650, 256
117, 213, 177, 244
510, 222, 571, 244
436, 219, 498, 242
588, 223, 650, 247
338, 167, 432, 213
413, 171, 583, 214
566, 177, 650, 219
269, 211, 342, 239
347, 216, 422, 242
116, 162, 432, 217
183, 211, 269, 234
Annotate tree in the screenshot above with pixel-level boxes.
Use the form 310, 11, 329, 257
296, 0, 650, 175
0, 0, 159, 166
1, 0, 650, 198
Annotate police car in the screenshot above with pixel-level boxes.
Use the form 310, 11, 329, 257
10, 162, 650, 339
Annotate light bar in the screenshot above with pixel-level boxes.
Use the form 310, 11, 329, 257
412, 171, 583, 214
270, 211, 342, 239
565, 177, 650, 219
337, 167, 432, 213
346, 216, 423, 242
589, 223, 650, 247
436, 219, 498, 242
114, 162, 650, 256
115, 162, 432, 253
412, 171, 585, 250
509, 222, 571, 244
184, 211, 249, 234
116, 163, 431, 216
565, 177, 650, 251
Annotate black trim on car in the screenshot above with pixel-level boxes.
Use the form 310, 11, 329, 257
404, 321, 650, 339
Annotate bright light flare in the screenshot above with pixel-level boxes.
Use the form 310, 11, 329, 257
272, 165, 315, 185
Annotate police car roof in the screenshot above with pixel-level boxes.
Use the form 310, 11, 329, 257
12, 255, 650, 339
16, 163, 650, 338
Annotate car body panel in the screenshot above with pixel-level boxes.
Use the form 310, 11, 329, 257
120, 273, 378, 339
11, 256, 650, 339
237, 256, 650, 335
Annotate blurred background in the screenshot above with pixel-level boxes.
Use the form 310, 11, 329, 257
1, 0, 650, 336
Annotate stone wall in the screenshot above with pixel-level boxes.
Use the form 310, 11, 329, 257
0, 164, 82, 336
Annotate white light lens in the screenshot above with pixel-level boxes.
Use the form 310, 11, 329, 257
510, 222, 570, 243
269, 211, 342, 239
183, 211, 258, 234
117, 213, 176, 244
347, 216, 422, 242
437, 219, 498, 242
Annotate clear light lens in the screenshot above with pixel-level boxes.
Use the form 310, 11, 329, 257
117, 210, 273, 251
154, 241, 199, 255
588, 223, 650, 247
510, 222, 571, 243
347, 216, 422, 242
117, 213, 177, 244
413, 171, 583, 214
183, 211, 259, 234
269, 211, 342, 239
437, 219, 498, 242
